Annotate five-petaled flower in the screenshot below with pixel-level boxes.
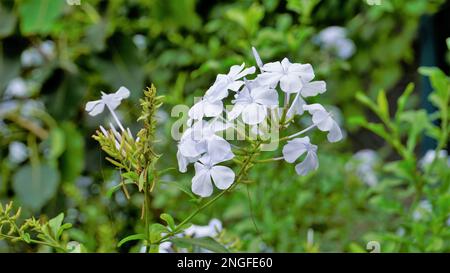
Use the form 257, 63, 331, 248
257, 58, 314, 93
192, 153, 235, 197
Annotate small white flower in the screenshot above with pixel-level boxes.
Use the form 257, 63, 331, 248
315, 26, 355, 59
216, 63, 256, 93
185, 219, 223, 238
21, 48, 44, 67
4, 78, 28, 99
346, 149, 380, 187
85, 86, 130, 117
257, 58, 314, 93
228, 83, 278, 125
419, 150, 450, 169
282, 136, 318, 176
39, 40, 56, 59
413, 200, 433, 221
177, 119, 233, 173
188, 64, 255, 121
192, 153, 235, 197
9, 141, 28, 164
303, 104, 342, 143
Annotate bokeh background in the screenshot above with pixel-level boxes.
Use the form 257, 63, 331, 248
0, 0, 449, 252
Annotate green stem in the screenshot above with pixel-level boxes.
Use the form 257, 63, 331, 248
144, 182, 152, 253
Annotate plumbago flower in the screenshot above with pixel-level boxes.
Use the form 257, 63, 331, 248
178, 47, 343, 197
188, 63, 255, 122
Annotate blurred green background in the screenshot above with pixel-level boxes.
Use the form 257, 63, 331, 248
0, 0, 449, 252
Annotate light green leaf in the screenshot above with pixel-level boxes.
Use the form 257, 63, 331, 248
160, 213, 176, 230
19, 0, 65, 35
48, 213, 64, 239
12, 164, 60, 211
377, 90, 389, 119
48, 127, 66, 160
117, 233, 146, 247
396, 83, 415, 119
138, 169, 146, 192
149, 223, 168, 244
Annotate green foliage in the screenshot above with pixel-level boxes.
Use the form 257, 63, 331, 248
1, 0, 449, 253
0, 202, 74, 252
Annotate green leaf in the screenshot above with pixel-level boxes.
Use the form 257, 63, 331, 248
117, 233, 146, 247
12, 164, 60, 211
48, 127, 66, 160
122, 172, 139, 181
48, 213, 64, 239
19, 0, 65, 35
377, 90, 389, 119
149, 223, 169, 244
58, 223, 72, 239
138, 169, 146, 192
356, 92, 378, 114
364, 123, 390, 140
170, 237, 229, 253
160, 213, 176, 230
22, 233, 31, 244
396, 83, 415, 119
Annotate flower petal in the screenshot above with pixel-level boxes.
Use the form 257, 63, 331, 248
192, 164, 213, 197
252, 47, 263, 68
327, 121, 343, 143
188, 100, 205, 120
303, 103, 326, 114
286, 93, 306, 118
256, 72, 282, 87
115, 86, 130, 99
295, 150, 319, 176
207, 138, 234, 165
177, 150, 189, 173
87, 102, 105, 116
282, 137, 310, 163
227, 80, 244, 92
242, 103, 267, 125
210, 165, 235, 190
179, 138, 203, 157
228, 63, 245, 78
252, 87, 279, 106
289, 63, 315, 82
261, 61, 282, 72
228, 103, 246, 120
235, 66, 256, 80
280, 74, 303, 93
300, 81, 326, 97
203, 100, 223, 117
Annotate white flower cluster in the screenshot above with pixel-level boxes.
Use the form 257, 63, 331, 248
178, 47, 343, 197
